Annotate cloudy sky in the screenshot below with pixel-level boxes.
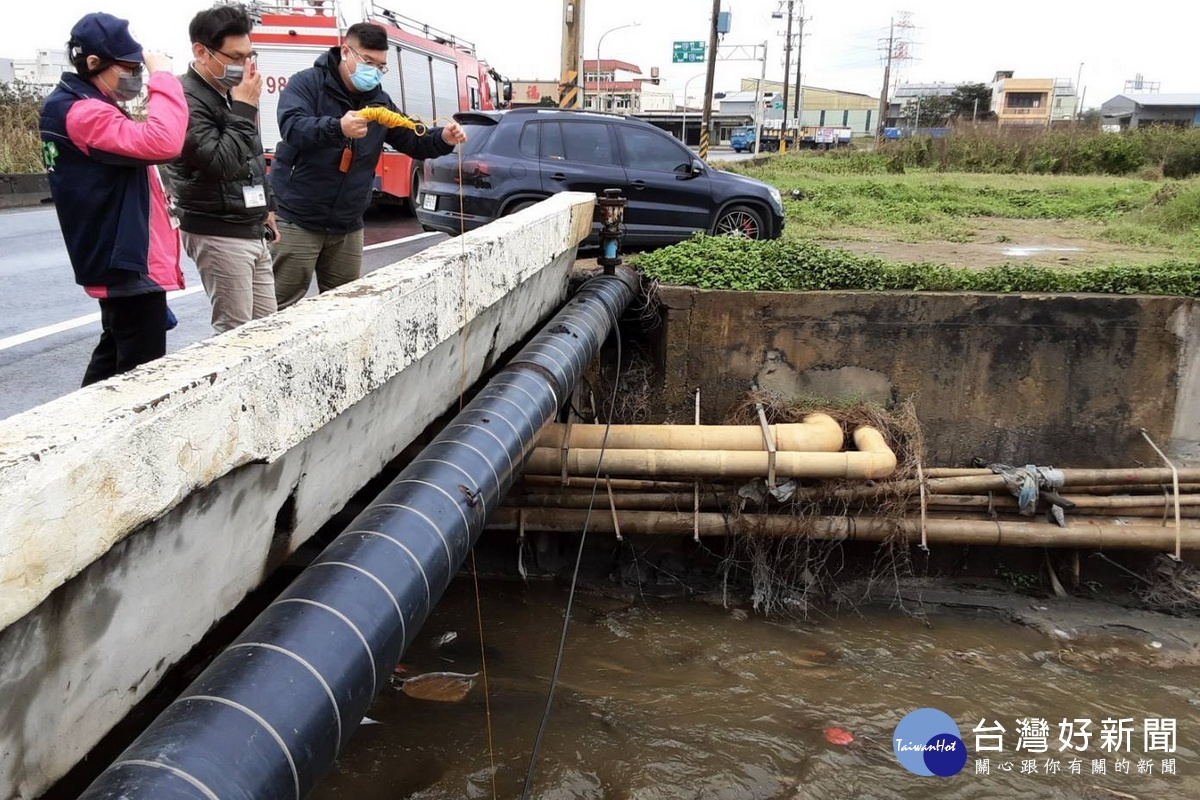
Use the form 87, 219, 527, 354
5, 1, 1196, 107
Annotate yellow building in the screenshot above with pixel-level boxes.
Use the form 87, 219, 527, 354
740, 79, 878, 112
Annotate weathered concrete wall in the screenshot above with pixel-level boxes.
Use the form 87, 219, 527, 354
0, 192, 593, 800
0, 174, 50, 209
653, 288, 1200, 466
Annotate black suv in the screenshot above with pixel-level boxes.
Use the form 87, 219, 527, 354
415, 108, 785, 245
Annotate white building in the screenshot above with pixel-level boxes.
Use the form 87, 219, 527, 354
583, 59, 673, 112
5, 49, 70, 92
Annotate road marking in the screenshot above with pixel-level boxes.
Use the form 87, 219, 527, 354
0, 286, 204, 352
363, 231, 441, 251
0, 207, 55, 218
0, 230, 441, 352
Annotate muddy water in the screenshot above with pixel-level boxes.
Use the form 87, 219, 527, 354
309, 580, 1198, 800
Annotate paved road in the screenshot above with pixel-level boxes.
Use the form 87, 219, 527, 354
700, 145, 757, 164
0, 205, 446, 420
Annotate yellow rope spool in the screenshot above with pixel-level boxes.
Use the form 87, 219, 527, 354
355, 106, 428, 136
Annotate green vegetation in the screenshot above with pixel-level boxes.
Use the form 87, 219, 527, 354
723, 145, 1200, 259
881, 126, 1200, 177
0, 82, 43, 174
633, 235, 1200, 296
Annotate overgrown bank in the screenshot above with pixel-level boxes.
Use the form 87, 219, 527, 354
633, 234, 1200, 296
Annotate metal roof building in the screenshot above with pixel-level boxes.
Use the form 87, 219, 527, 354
1100, 93, 1200, 129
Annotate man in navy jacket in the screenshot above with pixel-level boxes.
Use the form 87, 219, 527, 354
270, 22, 466, 309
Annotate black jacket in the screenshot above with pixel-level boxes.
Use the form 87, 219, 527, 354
166, 67, 273, 240
270, 48, 454, 233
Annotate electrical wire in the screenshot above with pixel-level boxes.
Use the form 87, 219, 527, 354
520, 301, 624, 800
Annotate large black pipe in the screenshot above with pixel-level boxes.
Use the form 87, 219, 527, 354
77, 270, 637, 800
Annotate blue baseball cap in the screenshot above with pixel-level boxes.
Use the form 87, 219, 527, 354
69, 12, 144, 64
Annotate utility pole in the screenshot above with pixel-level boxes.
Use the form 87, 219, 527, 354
559, 0, 584, 108
699, 0, 721, 159
875, 17, 894, 148
779, 1, 794, 153
753, 40, 768, 156
792, 11, 806, 129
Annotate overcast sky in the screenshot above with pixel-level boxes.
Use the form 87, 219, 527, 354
5, 1, 1196, 108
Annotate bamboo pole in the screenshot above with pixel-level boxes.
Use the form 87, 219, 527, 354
485, 509, 1200, 550
924, 494, 1200, 510
536, 414, 845, 453
517, 476, 700, 492
524, 427, 897, 480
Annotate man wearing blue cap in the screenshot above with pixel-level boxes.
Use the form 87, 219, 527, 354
39, 12, 188, 386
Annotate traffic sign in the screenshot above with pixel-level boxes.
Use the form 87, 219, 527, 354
672, 41, 706, 63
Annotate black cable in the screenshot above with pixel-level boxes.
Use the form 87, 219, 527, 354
520, 301, 623, 800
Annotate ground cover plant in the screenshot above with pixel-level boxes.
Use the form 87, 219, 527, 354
633, 234, 1200, 296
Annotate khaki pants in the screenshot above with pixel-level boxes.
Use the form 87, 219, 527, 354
182, 231, 277, 334
270, 221, 364, 310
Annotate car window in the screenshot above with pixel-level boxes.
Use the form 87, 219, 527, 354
540, 121, 566, 160
618, 126, 692, 173
519, 122, 539, 158
560, 122, 615, 165
458, 124, 494, 156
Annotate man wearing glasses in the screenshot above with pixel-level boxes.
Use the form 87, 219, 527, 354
167, 4, 278, 333
269, 22, 467, 310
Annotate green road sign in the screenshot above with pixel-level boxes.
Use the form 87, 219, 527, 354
672, 40, 706, 63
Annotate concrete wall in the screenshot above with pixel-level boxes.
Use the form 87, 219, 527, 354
0, 174, 50, 209
652, 288, 1200, 466
0, 192, 594, 800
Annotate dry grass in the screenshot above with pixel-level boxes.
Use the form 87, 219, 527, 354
717, 391, 929, 619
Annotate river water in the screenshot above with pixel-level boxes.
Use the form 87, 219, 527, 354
309, 579, 1198, 800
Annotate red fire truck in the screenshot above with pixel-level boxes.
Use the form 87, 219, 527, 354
243, 1, 511, 210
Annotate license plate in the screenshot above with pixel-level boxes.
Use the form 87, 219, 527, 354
422, 193, 437, 211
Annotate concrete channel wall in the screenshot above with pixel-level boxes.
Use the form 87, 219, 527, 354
0, 192, 594, 800
653, 288, 1200, 467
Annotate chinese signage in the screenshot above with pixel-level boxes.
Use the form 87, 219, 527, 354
892, 708, 1180, 781
672, 41, 706, 63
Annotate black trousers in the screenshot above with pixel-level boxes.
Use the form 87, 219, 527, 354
81, 291, 168, 387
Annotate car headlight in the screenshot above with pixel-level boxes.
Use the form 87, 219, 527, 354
767, 186, 783, 212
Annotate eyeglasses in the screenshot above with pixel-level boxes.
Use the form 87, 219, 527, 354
346, 45, 389, 74
116, 62, 144, 77
209, 47, 258, 66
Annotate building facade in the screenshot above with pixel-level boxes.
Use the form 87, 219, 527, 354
725, 79, 878, 135
1100, 94, 1200, 129
3, 49, 70, 92
991, 72, 1077, 126
509, 59, 673, 112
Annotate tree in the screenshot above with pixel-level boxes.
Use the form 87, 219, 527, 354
1078, 108, 1102, 129
948, 83, 992, 121
902, 94, 955, 127
537, 95, 558, 107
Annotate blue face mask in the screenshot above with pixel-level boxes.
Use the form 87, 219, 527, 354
350, 61, 382, 92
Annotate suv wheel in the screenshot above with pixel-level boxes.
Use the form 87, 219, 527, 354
406, 163, 423, 216
714, 205, 766, 239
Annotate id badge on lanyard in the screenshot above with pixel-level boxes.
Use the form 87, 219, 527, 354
242, 184, 268, 208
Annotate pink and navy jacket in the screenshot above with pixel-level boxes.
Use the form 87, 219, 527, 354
40, 71, 187, 298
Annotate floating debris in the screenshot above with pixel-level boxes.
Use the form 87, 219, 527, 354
395, 671, 479, 703
823, 727, 855, 746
